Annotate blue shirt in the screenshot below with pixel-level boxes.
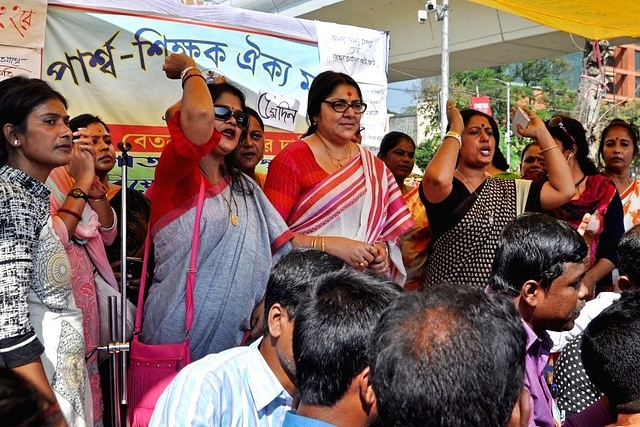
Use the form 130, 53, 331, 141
282, 411, 337, 427
150, 338, 293, 427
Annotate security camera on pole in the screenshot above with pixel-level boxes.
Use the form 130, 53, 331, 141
417, 0, 452, 139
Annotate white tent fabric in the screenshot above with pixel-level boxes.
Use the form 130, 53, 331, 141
50, 0, 318, 41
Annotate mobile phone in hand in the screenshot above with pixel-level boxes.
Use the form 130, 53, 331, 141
511, 107, 530, 138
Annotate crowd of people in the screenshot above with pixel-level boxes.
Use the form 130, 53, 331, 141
1, 52, 639, 427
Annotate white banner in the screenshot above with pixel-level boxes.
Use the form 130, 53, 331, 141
0, 0, 47, 47
0, 0, 47, 81
316, 21, 389, 151
40, 3, 389, 188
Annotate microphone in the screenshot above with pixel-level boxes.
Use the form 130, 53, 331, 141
117, 141, 132, 153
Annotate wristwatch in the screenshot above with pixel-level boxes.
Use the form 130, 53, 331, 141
67, 187, 88, 201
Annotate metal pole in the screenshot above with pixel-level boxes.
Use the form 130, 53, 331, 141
440, 0, 450, 139
108, 296, 121, 426
116, 142, 131, 408
505, 81, 511, 168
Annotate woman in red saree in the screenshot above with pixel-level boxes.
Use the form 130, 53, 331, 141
598, 119, 640, 232
264, 71, 413, 285
546, 115, 624, 294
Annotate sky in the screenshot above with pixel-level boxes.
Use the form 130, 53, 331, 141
387, 79, 420, 113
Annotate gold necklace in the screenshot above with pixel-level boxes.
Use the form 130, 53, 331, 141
455, 169, 482, 197
200, 166, 238, 226
220, 190, 239, 226
317, 134, 352, 168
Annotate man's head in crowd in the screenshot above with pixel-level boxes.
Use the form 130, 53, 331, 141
261, 248, 348, 393
582, 290, 640, 416
617, 223, 640, 290
293, 268, 403, 427
489, 212, 588, 332
369, 283, 527, 427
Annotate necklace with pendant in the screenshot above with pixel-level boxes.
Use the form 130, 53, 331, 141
221, 190, 239, 226
200, 166, 239, 226
317, 134, 352, 169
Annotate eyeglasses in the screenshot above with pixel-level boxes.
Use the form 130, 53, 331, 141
547, 116, 576, 146
323, 100, 367, 114
214, 106, 249, 129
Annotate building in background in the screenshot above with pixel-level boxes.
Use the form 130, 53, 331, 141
604, 43, 640, 104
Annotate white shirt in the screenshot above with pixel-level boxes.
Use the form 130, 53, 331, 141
150, 337, 293, 427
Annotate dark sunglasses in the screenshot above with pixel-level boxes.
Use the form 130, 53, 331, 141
547, 116, 576, 146
214, 106, 249, 129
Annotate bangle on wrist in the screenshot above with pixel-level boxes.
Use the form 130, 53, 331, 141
88, 193, 108, 201
181, 73, 206, 88
539, 145, 558, 154
58, 208, 82, 221
180, 66, 196, 80
443, 131, 462, 149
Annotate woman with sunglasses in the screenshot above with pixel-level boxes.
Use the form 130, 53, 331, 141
141, 54, 293, 361
598, 119, 640, 232
227, 107, 267, 188
264, 71, 413, 284
420, 102, 574, 290
546, 115, 624, 295
0, 76, 95, 427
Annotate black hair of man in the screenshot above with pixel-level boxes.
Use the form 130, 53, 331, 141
262, 248, 348, 335
582, 289, 640, 414
369, 283, 526, 427
293, 269, 403, 406
489, 212, 587, 297
0, 367, 63, 427
618, 224, 640, 286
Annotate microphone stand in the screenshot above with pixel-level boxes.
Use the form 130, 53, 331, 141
104, 141, 133, 427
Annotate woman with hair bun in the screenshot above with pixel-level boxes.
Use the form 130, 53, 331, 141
546, 115, 624, 294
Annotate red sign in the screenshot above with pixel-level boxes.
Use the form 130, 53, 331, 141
470, 96, 492, 116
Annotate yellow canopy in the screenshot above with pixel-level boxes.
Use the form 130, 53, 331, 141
467, 0, 640, 39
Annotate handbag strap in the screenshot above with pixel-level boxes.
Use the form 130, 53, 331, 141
134, 177, 206, 334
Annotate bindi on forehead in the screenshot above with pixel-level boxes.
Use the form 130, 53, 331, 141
347, 90, 352, 97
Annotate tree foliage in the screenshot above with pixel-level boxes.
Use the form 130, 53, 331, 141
411, 56, 578, 170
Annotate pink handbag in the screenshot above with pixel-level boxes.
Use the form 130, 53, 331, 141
127, 178, 205, 427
